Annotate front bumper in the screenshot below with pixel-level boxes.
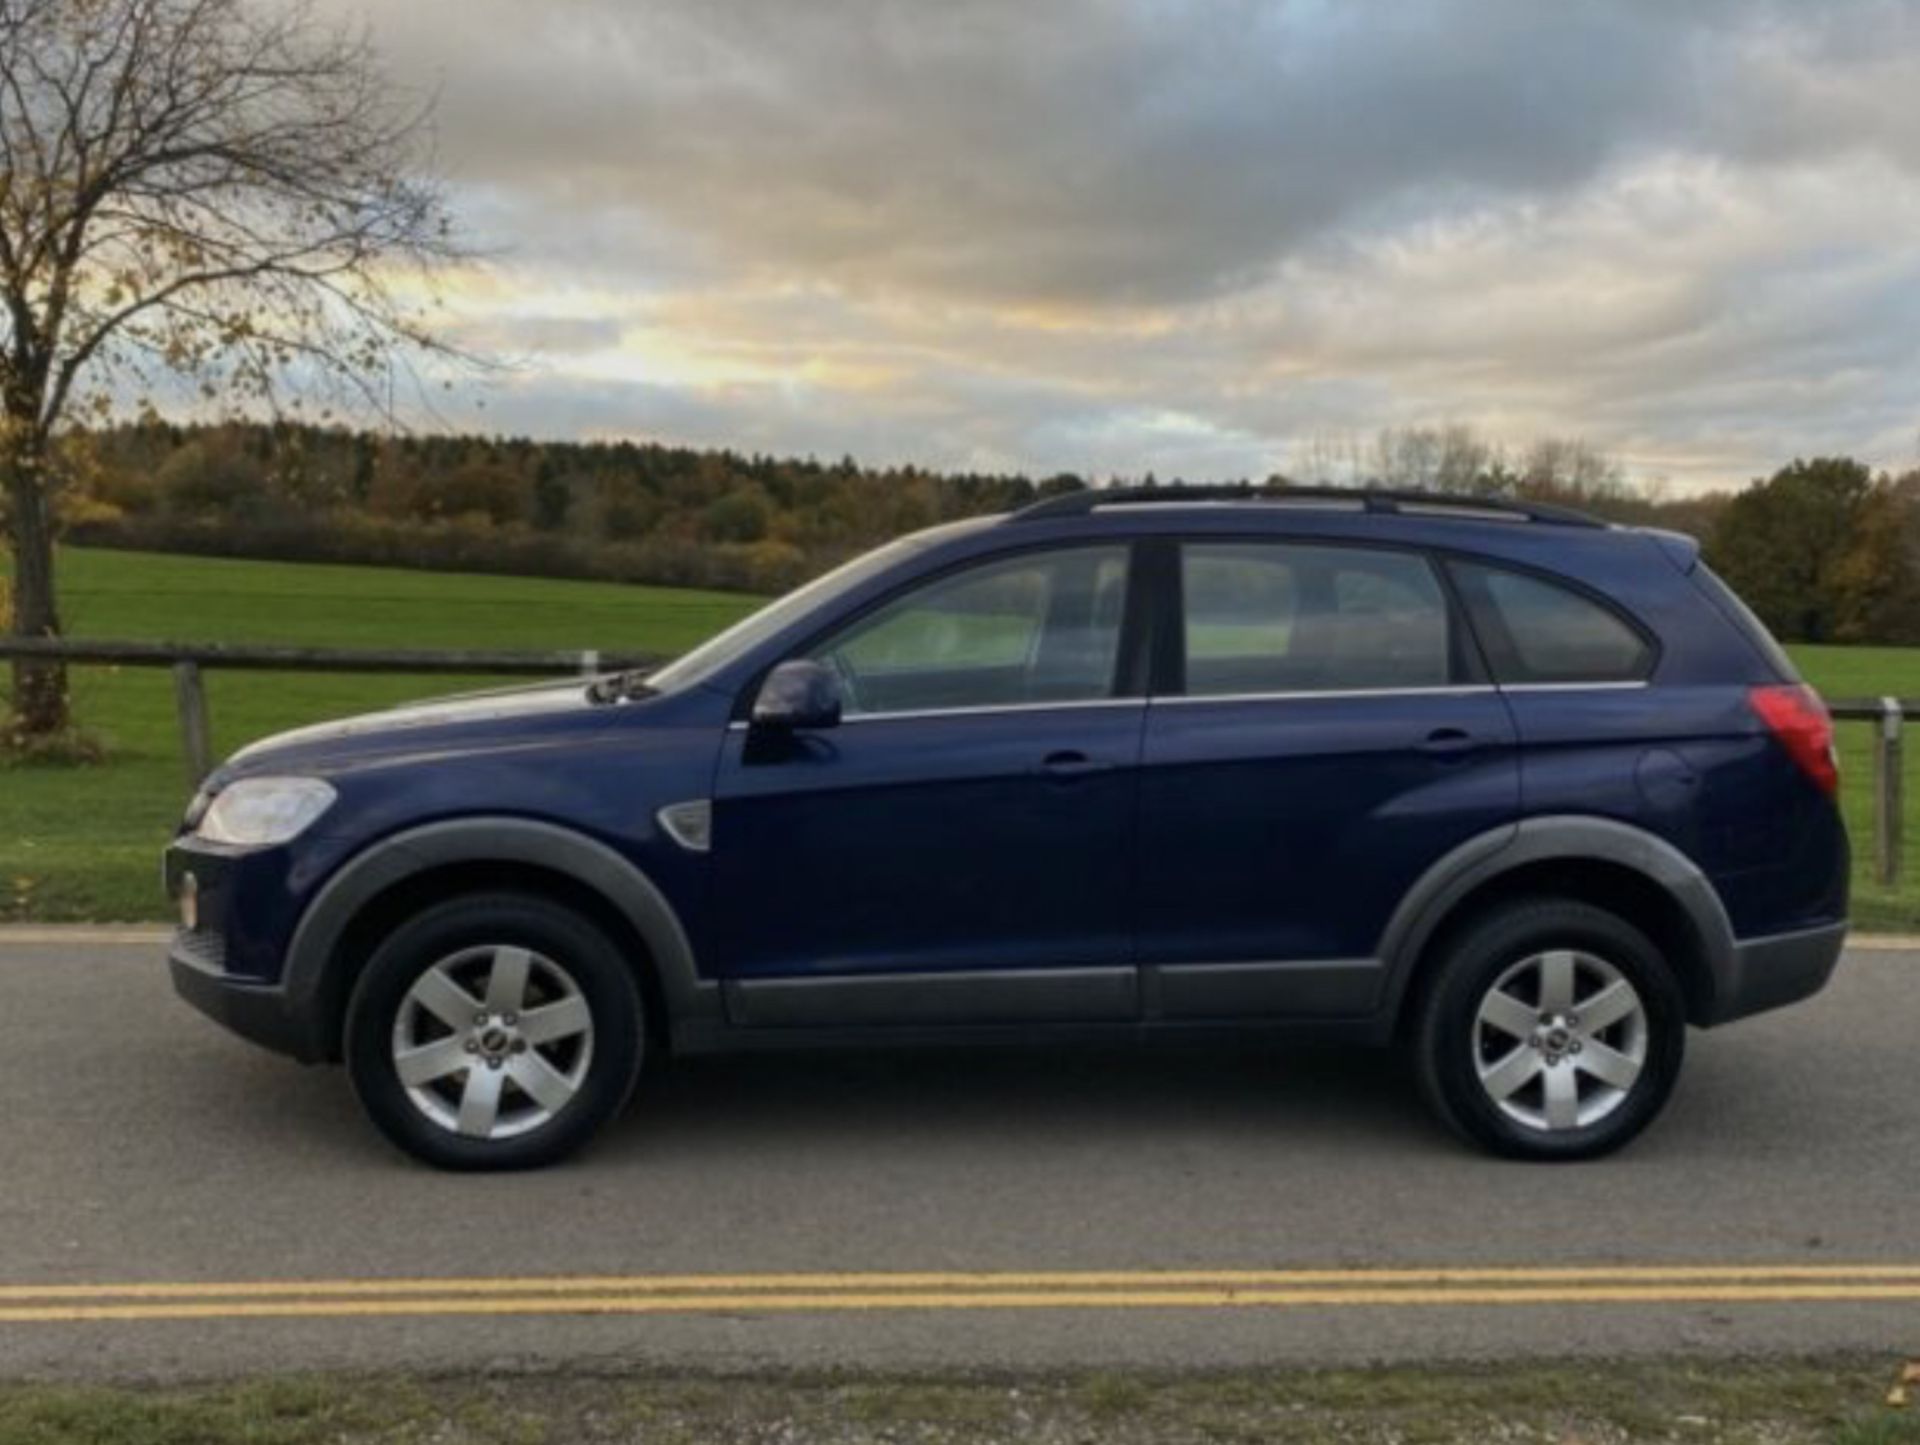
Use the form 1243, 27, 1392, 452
164, 835, 332, 1062
168, 930, 324, 1061
1704, 920, 1848, 1025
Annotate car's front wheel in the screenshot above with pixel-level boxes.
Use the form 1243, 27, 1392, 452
345, 893, 644, 1170
1412, 898, 1686, 1160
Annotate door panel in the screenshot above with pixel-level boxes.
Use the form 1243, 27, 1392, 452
1136, 539, 1519, 1017
714, 704, 1145, 987
1137, 691, 1519, 983
710, 541, 1147, 1025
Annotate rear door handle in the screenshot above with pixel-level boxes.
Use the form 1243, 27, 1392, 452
1037, 750, 1111, 780
1418, 727, 1479, 758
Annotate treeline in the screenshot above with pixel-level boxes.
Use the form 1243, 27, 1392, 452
1295, 429, 1920, 645
1707, 457, 1920, 646
45, 421, 1920, 644
59, 422, 1083, 595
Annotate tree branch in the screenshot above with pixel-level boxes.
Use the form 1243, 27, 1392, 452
0, 0, 471, 441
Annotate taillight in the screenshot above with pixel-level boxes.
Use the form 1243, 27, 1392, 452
1749, 684, 1838, 797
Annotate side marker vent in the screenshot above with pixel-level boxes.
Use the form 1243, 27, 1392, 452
656, 800, 714, 853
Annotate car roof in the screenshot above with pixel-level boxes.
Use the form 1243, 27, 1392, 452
899, 485, 1699, 590
1008, 484, 1607, 530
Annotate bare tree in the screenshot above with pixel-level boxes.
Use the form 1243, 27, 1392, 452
1292, 431, 1367, 488
1518, 436, 1625, 501
1372, 424, 1504, 494
1, 0, 465, 739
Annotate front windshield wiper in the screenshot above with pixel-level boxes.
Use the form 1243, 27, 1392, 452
585, 670, 656, 705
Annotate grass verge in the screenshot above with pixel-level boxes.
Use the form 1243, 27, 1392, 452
1, 1361, 1917, 1444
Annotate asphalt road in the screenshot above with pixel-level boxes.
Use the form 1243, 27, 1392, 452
1, 930, 1916, 1381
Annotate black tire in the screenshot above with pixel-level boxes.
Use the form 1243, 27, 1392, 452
1412, 898, 1685, 1161
345, 893, 644, 1170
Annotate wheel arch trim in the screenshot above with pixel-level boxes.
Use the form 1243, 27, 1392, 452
284, 817, 718, 1055
1376, 816, 1737, 1025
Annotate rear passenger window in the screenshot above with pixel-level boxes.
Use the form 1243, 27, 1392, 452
1180, 543, 1453, 696
1453, 562, 1652, 684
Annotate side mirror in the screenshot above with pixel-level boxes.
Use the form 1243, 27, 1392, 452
751, 659, 843, 731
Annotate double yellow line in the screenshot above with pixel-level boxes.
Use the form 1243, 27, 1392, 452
3, 1265, 1920, 1323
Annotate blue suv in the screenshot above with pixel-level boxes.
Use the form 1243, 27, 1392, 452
165, 487, 1850, 1168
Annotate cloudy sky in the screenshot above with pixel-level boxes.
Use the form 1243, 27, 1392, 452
343, 0, 1920, 492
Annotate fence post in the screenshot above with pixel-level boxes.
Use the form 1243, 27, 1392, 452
172, 660, 213, 790
1874, 695, 1903, 888
579, 649, 601, 677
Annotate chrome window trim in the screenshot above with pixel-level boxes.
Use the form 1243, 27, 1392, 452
1499, 680, 1651, 693
727, 697, 1147, 730
841, 697, 1145, 725
1152, 684, 1498, 707
722, 680, 1648, 726
1149, 681, 1652, 706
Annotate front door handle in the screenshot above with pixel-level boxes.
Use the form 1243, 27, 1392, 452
1418, 727, 1479, 759
1037, 750, 1111, 780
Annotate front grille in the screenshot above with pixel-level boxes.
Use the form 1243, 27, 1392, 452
172, 926, 227, 974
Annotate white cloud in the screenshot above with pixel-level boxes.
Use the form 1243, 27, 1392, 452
317, 0, 1920, 490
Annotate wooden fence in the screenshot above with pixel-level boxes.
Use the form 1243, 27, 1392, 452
0, 637, 662, 790
3, 637, 1911, 885
1829, 698, 1905, 886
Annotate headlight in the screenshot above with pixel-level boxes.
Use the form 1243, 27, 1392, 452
196, 777, 337, 846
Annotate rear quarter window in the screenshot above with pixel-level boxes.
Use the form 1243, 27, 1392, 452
1689, 564, 1801, 683
1451, 561, 1654, 685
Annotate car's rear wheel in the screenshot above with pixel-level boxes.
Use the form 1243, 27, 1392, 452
1412, 898, 1685, 1160
345, 893, 643, 1170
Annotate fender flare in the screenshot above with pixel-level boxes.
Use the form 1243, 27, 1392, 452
1375, 815, 1737, 1024
284, 817, 720, 1056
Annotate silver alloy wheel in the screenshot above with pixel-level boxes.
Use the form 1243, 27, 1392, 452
391, 945, 595, 1141
1472, 949, 1648, 1133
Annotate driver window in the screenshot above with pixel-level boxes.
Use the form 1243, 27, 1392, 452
810, 546, 1130, 717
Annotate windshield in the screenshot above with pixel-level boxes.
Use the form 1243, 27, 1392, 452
645, 525, 981, 693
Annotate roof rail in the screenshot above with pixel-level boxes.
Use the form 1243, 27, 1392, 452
1011, 484, 1604, 529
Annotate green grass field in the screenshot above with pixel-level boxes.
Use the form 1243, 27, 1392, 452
1792, 643, 1920, 932
5, 547, 1920, 928
1, 548, 759, 921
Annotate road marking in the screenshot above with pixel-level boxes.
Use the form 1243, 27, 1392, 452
7, 1264, 1920, 1302
3, 1267, 1919, 1323
7, 1285, 1920, 1324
